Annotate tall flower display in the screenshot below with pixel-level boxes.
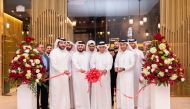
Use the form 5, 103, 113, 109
142, 34, 185, 86
9, 36, 46, 94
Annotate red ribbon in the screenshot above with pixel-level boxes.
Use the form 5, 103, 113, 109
44, 72, 68, 81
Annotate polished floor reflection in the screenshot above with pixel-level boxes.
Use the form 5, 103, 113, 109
0, 94, 189, 109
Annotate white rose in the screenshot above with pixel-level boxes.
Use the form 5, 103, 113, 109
27, 70, 31, 73
24, 49, 30, 53
25, 72, 32, 79
151, 64, 158, 69
151, 55, 155, 60
30, 59, 34, 62
164, 59, 172, 65
155, 56, 159, 59
147, 66, 151, 70
165, 69, 169, 72
11, 70, 16, 73
25, 63, 31, 67
35, 79, 39, 83
164, 50, 170, 56
35, 59, 41, 64
169, 66, 172, 69
181, 78, 185, 82
18, 68, 21, 71
143, 69, 150, 76
33, 49, 39, 53
170, 74, 178, 80
156, 59, 159, 62
158, 71, 164, 77
150, 47, 157, 54
31, 63, 35, 66
23, 59, 27, 62
37, 73, 42, 79
171, 58, 175, 61
159, 43, 166, 50
23, 53, 29, 58
16, 49, 20, 54
36, 69, 40, 73
151, 68, 155, 72
164, 59, 170, 65
13, 57, 19, 61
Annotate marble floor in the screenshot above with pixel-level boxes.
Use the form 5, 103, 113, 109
0, 95, 189, 109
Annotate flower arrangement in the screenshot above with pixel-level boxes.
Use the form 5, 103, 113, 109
9, 36, 46, 94
86, 68, 101, 83
142, 34, 185, 86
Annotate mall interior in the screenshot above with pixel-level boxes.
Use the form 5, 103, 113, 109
0, 0, 190, 109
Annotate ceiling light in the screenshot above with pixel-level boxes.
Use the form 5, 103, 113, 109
158, 23, 160, 28
140, 20, 144, 25
72, 21, 77, 26
6, 23, 10, 29
143, 17, 147, 22
129, 19, 134, 24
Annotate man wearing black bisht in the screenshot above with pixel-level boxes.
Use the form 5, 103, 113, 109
108, 47, 117, 106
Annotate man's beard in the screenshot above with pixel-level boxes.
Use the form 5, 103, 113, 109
77, 49, 84, 53
59, 46, 65, 50
66, 47, 72, 51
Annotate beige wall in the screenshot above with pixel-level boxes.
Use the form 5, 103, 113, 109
0, 0, 3, 94
160, 0, 190, 96
32, 0, 73, 46
160, 0, 190, 67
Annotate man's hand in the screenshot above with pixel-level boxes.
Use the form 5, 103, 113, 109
115, 67, 119, 72
64, 70, 70, 75
79, 69, 86, 73
117, 68, 125, 73
101, 70, 107, 75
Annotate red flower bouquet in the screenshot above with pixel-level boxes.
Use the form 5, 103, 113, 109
142, 34, 185, 86
9, 36, 46, 94
86, 68, 101, 83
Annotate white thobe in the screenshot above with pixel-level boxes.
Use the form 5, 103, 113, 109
72, 51, 91, 109
136, 50, 151, 109
115, 50, 136, 109
68, 50, 75, 109
49, 48, 71, 109
90, 52, 113, 109
132, 49, 145, 107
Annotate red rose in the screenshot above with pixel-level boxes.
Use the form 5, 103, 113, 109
25, 36, 34, 43
154, 34, 164, 41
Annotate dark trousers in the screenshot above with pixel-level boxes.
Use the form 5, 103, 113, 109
111, 71, 117, 105
37, 81, 49, 109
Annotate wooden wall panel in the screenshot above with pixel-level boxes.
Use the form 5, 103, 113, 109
161, 0, 190, 96
0, 0, 3, 94
32, 0, 73, 46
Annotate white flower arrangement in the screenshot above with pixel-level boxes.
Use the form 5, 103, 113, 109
170, 74, 178, 80
150, 47, 157, 54
158, 71, 164, 77
159, 43, 166, 50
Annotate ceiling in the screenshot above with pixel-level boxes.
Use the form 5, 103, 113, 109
4, 0, 31, 20
68, 0, 159, 17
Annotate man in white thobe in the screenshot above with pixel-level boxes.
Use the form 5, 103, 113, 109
90, 41, 113, 109
86, 40, 97, 58
134, 41, 152, 109
115, 39, 136, 109
66, 41, 75, 109
128, 39, 145, 108
71, 41, 91, 109
49, 38, 71, 109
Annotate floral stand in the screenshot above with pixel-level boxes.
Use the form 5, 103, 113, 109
151, 85, 170, 109
17, 84, 37, 109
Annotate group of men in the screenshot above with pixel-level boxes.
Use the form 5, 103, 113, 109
36, 38, 151, 109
